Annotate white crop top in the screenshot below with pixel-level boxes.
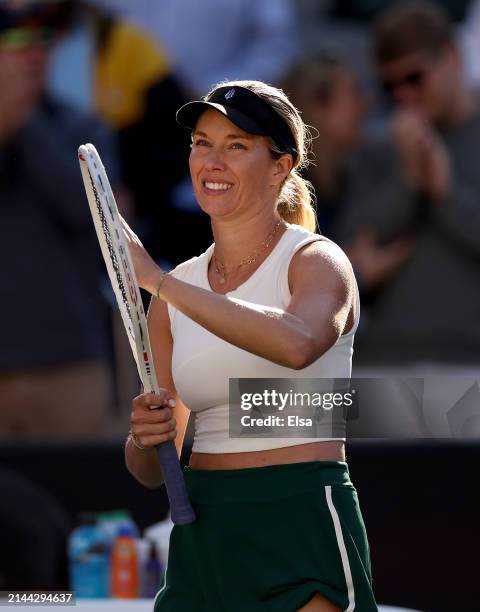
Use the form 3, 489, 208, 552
167, 223, 360, 453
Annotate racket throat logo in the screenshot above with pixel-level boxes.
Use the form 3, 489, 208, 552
143, 351, 152, 376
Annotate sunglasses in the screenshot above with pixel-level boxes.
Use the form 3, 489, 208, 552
0, 26, 55, 49
381, 69, 428, 95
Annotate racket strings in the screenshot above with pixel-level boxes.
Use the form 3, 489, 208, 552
88, 170, 134, 327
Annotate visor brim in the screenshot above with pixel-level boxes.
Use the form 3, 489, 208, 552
176, 101, 268, 137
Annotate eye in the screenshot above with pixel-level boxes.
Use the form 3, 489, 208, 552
230, 142, 247, 150
192, 138, 210, 147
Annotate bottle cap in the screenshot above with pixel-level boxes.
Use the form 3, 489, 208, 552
117, 525, 135, 537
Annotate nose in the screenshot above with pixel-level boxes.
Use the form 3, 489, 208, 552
203, 146, 227, 171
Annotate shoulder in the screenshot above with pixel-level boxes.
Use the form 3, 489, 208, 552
288, 233, 355, 299
293, 235, 352, 269
285, 224, 352, 275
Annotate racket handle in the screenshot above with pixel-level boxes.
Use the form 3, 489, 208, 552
157, 441, 196, 525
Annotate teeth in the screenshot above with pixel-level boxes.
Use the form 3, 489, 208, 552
205, 182, 232, 191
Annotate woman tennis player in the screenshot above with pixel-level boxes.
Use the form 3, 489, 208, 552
123, 80, 378, 611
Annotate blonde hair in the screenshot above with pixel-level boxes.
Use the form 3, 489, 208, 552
205, 80, 317, 232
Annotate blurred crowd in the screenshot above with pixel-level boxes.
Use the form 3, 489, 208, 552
0, 0, 479, 440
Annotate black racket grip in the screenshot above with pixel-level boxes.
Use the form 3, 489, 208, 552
157, 441, 196, 524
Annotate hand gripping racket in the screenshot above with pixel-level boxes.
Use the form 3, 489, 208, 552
78, 143, 195, 525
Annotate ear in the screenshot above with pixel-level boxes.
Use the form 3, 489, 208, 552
270, 154, 294, 187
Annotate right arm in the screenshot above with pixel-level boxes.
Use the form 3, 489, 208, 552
125, 296, 190, 488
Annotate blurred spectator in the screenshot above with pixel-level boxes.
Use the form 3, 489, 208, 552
48, 3, 212, 264
284, 51, 368, 237
296, 0, 474, 126
0, 0, 119, 438
338, 1, 480, 436
88, 0, 299, 96
284, 51, 413, 281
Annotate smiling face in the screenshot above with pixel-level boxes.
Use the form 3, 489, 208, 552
189, 109, 291, 221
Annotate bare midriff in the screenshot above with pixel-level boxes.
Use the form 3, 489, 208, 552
189, 440, 345, 470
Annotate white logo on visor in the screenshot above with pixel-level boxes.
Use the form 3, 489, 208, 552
225, 88, 235, 100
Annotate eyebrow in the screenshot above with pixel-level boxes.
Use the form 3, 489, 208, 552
192, 130, 254, 140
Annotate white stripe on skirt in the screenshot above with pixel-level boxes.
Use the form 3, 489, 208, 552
325, 485, 355, 611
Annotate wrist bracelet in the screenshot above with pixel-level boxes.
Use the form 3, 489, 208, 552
128, 430, 149, 451
155, 270, 168, 299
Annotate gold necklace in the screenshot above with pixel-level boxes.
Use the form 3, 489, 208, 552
213, 219, 283, 285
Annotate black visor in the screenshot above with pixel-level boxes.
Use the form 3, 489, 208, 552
176, 85, 298, 162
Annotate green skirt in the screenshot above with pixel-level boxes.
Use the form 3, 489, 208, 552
154, 461, 378, 611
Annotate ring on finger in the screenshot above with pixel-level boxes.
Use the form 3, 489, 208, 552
128, 430, 149, 451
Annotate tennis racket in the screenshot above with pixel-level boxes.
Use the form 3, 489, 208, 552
78, 143, 195, 525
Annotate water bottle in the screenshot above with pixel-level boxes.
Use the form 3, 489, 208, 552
68, 514, 109, 598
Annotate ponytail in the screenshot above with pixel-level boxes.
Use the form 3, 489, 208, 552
277, 171, 317, 232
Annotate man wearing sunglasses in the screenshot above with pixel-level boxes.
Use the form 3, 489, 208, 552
342, 1, 480, 438
376, 3, 477, 206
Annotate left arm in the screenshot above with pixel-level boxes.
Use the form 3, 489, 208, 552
126, 225, 354, 369
155, 242, 352, 370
